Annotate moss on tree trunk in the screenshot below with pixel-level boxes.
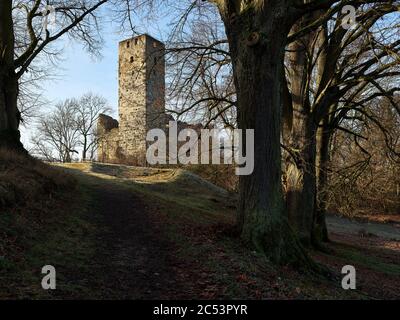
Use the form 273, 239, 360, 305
217, 1, 317, 269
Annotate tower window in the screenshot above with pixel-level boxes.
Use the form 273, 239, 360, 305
135, 38, 138, 45
130, 56, 134, 63
126, 41, 130, 48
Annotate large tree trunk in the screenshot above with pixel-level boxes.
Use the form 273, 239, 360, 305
219, 1, 314, 267
286, 115, 318, 245
284, 10, 318, 246
0, 0, 23, 151
313, 116, 331, 243
310, 23, 336, 246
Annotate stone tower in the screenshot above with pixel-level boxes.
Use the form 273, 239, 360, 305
98, 34, 166, 165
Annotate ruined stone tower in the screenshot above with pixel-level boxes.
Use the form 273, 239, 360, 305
98, 34, 166, 165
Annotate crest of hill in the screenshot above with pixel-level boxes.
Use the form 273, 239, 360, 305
0, 149, 75, 210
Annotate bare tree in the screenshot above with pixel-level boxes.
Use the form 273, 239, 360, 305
166, 4, 236, 129
282, 2, 400, 246
0, 0, 110, 151
31, 93, 111, 161
32, 99, 80, 162
30, 135, 56, 161
75, 92, 111, 161
138, 0, 399, 266
328, 96, 400, 216
201, 0, 371, 267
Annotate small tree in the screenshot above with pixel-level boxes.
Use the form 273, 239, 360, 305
31, 93, 111, 162
75, 93, 111, 161
32, 99, 80, 162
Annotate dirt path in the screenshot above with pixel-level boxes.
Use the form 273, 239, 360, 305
327, 216, 400, 241
46, 164, 399, 300
84, 180, 184, 299
82, 174, 399, 299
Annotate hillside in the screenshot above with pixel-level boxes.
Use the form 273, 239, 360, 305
1, 161, 399, 299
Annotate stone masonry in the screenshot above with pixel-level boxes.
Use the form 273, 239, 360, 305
98, 34, 166, 165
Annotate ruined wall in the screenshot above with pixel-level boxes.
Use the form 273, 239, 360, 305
97, 114, 120, 163
98, 34, 166, 165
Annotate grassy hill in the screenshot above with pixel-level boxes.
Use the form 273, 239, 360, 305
1, 159, 399, 299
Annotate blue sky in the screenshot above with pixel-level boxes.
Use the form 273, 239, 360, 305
43, 38, 119, 112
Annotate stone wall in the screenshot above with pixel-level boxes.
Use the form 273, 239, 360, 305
97, 114, 120, 163
97, 34, 166, 166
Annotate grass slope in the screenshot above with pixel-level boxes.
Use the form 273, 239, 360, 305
1, 160, 399, 299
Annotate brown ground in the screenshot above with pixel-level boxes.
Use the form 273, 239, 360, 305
81, 181, 182, 299
1, 162, 399, 299
58, 164, 399, 299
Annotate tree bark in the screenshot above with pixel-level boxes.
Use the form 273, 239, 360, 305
217, 1, 314, 267
83, 137, 87, 161
0, 0, 24, 151
286, 114, 318, 245
284, 10, 319, 246
313, 116, 331, 243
